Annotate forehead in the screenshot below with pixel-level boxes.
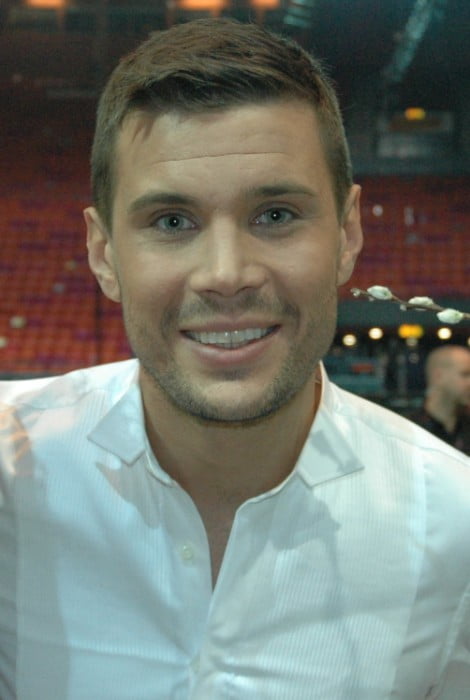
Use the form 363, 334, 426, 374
442, 350, 470, 371
114, 100, 330, 180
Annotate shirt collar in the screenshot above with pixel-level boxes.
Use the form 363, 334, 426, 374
294, 364, 364, 488
87, 367, 148, 465
87, 361, 362, 487
87, 365, 175, 485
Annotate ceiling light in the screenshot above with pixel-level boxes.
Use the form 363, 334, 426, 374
342, 334, 357, 347
437, 327, 452, 340
368, 327, 384, 340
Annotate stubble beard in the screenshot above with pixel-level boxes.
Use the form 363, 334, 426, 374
122, 289, 338, 426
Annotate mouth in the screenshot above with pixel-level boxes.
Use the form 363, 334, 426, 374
184, 326, 278, 349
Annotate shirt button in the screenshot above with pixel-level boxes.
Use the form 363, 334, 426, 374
180, 543, 195, 561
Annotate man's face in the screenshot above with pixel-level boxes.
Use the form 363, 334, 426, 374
86, 100, 362, 423
440, 350, 470, 407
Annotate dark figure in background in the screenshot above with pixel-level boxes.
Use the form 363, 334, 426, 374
1, 18, 469, 700
410, 344, 470, 455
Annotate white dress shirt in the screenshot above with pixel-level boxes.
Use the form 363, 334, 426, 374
0, 359, 469, 699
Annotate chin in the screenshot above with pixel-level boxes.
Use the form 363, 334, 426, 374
183, 400, 282, 426
165, 377, 306, 426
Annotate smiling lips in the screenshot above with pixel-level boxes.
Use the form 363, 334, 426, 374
185, 326, 277, 349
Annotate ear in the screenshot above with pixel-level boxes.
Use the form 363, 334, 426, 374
84, 207, 121, 303
336, 184, 363, 287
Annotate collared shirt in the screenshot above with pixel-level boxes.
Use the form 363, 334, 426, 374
409, 406, 470, 456
0, 359, 469, 700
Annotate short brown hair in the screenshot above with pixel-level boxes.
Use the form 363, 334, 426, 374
91, 18, 352, 231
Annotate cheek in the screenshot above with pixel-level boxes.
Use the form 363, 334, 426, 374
280, 248, 338, 299
116, 249, 185, 309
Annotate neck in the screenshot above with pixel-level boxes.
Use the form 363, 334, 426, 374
141, 369, 321, 505
425, 391, 458, 434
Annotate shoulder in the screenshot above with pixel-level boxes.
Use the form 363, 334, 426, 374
325, 380, 470, 569
0, 360, 140, 459
0, 359, 141, 490
329, 380, 468, 469
324, 379, 470, 526
0, 359, 139, 413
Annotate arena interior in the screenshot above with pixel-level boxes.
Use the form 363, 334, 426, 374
1, 0, 469, 417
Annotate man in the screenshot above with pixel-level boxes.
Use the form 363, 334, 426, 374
410, 344, 470, 455
1, 18, 469, 700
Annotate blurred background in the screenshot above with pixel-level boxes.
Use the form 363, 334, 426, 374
0, 0, 469, 415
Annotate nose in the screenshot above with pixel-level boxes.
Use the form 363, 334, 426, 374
189, 220, 267, 297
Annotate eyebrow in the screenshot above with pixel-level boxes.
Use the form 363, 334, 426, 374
127, 182, 318, 217
128, 191, 198, 216
247, 183, 319, 200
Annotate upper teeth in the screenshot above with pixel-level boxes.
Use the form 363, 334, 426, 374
188, 328, 271, 348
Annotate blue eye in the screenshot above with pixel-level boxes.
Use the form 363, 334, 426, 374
153, 214, 195, 232
254, 208, 295, 226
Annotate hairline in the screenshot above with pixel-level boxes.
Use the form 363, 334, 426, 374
100, 96, 351, 233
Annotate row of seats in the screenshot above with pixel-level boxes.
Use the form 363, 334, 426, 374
348, 175, 469, 299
